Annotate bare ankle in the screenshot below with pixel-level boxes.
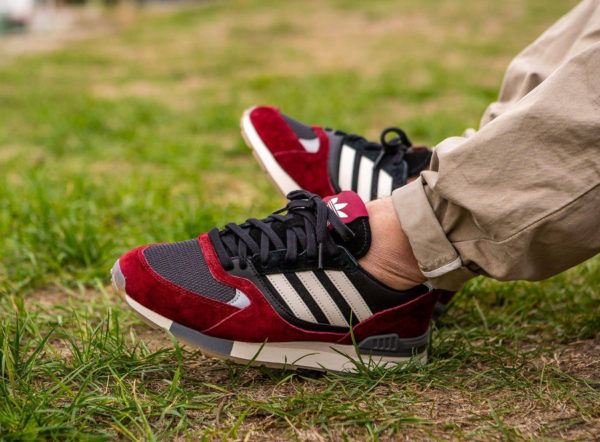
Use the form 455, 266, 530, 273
359, 197, 426, 291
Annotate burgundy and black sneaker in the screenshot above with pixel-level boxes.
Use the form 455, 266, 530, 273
240, 106, 454, 317
240, 105, 432, 202
112, 191, 441, 372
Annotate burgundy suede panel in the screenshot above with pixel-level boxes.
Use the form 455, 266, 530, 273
323, 191, 368, 223
250, 106, 335, 197
249, 106, 304, 155
119, 245, 238, 332
274, 127, 335, 197
199, 234, 345, 343
436, 289, 456, 306
336, 290, 439, 345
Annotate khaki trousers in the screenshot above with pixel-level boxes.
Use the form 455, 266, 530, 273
392, 0, 600, 291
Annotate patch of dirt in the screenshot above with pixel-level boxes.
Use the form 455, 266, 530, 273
92, 75, 208, 110
25, 285, 175, 354
25, 285, 100, 306
552, 337, 600, 381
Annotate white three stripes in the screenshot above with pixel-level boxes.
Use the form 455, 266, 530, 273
268, 271, 373, 327
324, 271, 372, 322
356, 156, 374, 202
266, 274, 316, 323
337, 144, 394, 201
338, 145, 355, 192
376, 170, 393, 199
296, 271, 348, 327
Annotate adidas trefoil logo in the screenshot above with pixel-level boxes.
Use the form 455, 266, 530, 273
327, 197, 348, 219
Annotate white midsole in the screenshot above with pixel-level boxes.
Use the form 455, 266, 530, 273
230, 339, 421, 372
241, 109, 302, 196
125, 294, 424, 372
126, 294, 173, 330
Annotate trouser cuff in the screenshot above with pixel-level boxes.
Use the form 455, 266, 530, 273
392, 178, 476, 290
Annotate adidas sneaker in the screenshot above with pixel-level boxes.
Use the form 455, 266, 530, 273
240, 105, 432, 202
240, 105, 454, 316
112, 191, 442, 372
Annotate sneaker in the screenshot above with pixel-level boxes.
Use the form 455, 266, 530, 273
112, 191, 441, 372
240, 105, 454, 317
240, 105, 432, 201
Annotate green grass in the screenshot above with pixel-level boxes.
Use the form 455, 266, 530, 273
1, 0, 598, 439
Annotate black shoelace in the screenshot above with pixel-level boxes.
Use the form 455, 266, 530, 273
333, 127, 412, 171
208, 191, 355, 271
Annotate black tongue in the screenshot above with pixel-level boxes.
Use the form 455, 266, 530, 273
405, 147, 433, 177
323, 192, 371, 259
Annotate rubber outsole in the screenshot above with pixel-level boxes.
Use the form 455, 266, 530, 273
112, 259, 427, 372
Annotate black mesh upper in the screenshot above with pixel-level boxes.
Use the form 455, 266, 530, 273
143, 239, 236, 302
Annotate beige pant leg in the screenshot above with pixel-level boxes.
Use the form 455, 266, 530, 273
481, 0, 600, 126
392, 0, 600, 291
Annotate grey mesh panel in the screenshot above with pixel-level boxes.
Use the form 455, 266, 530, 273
144, 240, 236, 302
281, 112, 317, 139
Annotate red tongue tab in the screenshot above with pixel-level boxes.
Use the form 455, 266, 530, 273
323, 191, 368, 224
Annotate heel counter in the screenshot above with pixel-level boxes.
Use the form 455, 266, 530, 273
341, 289, 440, 345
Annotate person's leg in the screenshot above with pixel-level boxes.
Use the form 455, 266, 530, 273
360, 197, 425, 290
362, 0, 600, 291
480, 0, 600, 127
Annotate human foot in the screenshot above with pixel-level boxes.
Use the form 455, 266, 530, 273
359, 197, 426, 291
359, 197, 456, 316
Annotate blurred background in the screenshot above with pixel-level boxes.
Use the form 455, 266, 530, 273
0, 0, 185, 33
0, 0, 35, 31
2, 2, 599, 440
0, 0, 579, 289
0, 0, 197, 58
1, 0, 119, 34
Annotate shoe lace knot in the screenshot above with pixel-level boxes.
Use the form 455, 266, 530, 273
373, 127, 412, 169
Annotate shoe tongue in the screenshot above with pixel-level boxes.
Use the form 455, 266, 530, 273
405, 146, 432, 176
323, 191, 367, 224
323, 191, 372, 259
